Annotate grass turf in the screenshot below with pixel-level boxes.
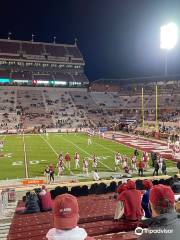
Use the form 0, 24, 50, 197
0, 133, 175, 180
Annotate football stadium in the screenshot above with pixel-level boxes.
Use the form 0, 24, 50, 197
0, 1, 180, 240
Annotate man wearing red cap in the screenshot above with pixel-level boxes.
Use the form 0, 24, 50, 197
46, 194, 95, 240
139, 184, 180, 240
117, 180, 143, 221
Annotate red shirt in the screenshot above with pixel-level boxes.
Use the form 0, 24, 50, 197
138, 162, 145, 169
49, 165, 54, 172
118, 189, 143, 221
40, 192, 52, 211
65, 154, 71, 161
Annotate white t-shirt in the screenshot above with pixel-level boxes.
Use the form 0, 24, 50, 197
46, 226, 87, 240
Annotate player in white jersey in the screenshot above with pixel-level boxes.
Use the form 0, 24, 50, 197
57, 153, 64, 176
57, 159, 63, 176
122, 157, 129, 174
92, 155, 97, 169
83, 158, 89, 176
74, 152, 80, 169
102, 132, 105, 138
0, 141, 4, 151
131, 155, 137, 172
88, 136, 92, 145
157, 155, 162, 173
114, 152, 121, 171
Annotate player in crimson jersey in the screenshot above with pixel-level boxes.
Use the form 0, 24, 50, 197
74, 152, 80, 169
65, 152, 71, 169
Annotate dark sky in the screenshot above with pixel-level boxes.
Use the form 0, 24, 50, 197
1, 0, 180, 81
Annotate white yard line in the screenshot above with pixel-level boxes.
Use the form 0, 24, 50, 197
94, 141, 115, 154
22, 134, 29, 178
39, 135, 74, 175
60, 135, 114, 172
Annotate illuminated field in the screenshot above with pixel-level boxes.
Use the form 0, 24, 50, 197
0, 133, 176, 180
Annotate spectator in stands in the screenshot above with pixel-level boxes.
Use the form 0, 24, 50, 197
39, 185, 52, 211
46, 194, 95, 240
139, 184, 180, 240
93, 169, 100, 181
117, 180, 143, 221
171, 175, 180, 193
141, 180, 153, 218
114, 183, 127, 220
24, 191, 40, 214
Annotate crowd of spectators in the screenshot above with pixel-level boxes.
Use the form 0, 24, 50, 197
15, 175, 180, 240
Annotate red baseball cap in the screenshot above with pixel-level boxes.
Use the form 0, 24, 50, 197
53, 194, 79, 229
143, 180, 153, 190
126, 180, 136, 189
117, 183, 127, 194
150, 184, 175, 208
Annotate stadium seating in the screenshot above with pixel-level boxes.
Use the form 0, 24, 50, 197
44, 88, 88, 128
8, 193, 140, 240
66, 46, 82, 58
0, 40, 20, 55
0, 84, 179, 129
22, 42, 44, 56
45, 44, 66, 58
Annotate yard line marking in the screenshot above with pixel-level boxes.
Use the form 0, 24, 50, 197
22, 134, 29, 178
39, 135, 74, 175
94, 141, 115, 154
60, 135, 114, 172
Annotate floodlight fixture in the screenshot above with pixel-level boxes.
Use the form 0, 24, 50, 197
160, 22, 178, 50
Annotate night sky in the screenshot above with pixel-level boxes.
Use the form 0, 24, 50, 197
1, 0, 180, 81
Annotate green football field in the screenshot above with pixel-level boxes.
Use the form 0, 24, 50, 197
0, 133, 176, 180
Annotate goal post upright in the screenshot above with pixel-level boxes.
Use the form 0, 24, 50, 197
141, 86, 145, 128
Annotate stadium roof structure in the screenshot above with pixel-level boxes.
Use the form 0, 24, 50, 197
0, 39, 89, 86
93, 74, 180, 85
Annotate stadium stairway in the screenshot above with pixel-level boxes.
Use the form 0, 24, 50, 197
0, 201, 18, 240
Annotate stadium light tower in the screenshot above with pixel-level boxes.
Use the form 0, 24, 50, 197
160, 22, 178, 76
